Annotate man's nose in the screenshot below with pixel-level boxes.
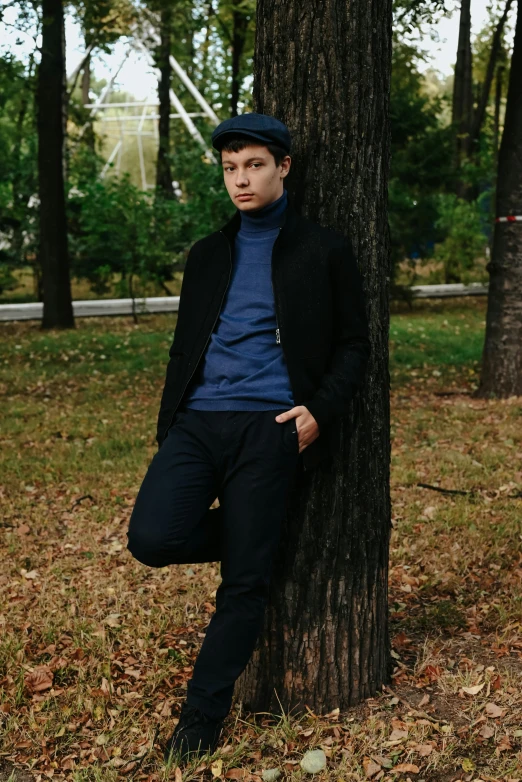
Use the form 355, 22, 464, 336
235, 171, 249, 186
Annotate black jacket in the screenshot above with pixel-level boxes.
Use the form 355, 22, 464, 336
156, 192, 371, 472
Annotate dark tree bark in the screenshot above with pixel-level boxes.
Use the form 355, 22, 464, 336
493, 65, 505, 162
37, 0, 74, 329
81, 48, 96, 155
230, 1, 250, 117
475, 0, 522, 398
235, 0, 393, 715
471, 0, 513, 146
156, 4, 175, 198
452, 0, 473, 199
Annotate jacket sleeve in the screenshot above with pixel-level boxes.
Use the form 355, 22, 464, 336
302, 240, 371, 432
156, 345, 182, 448
155, 242, 199, 449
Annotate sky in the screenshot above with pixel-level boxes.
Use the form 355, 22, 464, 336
0, 0, 515, 103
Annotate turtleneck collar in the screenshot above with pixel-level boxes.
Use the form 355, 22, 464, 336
238, 189, 288, 233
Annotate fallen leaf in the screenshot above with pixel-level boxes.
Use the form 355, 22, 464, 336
363, 758, 381, 778
413, 743, 434, 756
21, 569, 39, 580
479, 724, 495, 739
485, 702, 505, 718
104, 613, 121, 627
25, 666, 53, 693
495, 734, 512, 755
393, 763, 420, 774
212, 758, 223, 778
159, 700, 172, 717
422, 665, 443, 680
370, 754, 393, 768
461, 683, 485, 695
389, 729, 408, 741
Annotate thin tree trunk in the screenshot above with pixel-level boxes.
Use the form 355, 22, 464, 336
37, 0, 74, 329
452, 0, 473, 200
489, 64, 505, 258
201, 2, 213, 82
81, 49, 96, 154
471, 0, 513, 146
156, 5, 175, 198
493, 65, 505, 162
475, 0, 522, 398
235, 0, 392, 715
230, 1, 249, 117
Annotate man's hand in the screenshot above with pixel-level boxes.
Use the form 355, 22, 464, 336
275, 406, 320, 453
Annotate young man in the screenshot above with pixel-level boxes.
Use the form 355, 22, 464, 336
127, 112, 370, 764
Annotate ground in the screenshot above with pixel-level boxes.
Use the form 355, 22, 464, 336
0, 298, 521, 781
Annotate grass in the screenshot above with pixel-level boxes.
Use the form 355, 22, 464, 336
1, 296, 521, 781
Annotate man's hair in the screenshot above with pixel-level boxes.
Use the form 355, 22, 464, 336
219, 136, 289, 167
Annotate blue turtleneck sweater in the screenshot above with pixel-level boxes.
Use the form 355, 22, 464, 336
183, 189, 295, 410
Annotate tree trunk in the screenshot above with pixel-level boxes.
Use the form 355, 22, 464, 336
489, 64, 505, 258
37, 0, 74, 329
493, 65, 505, 161
452, 0, 473, 200
475, 0, 522, 398
235, 0, 392, 715
230, 1, 250, 117
471, 0, 513, 146
81, 49, 96, 155
156, 4, 175, 198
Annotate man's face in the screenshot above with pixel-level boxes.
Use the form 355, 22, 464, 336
221, 143, 291, 212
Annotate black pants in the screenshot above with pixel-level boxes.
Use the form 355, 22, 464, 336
127, 407, 301, 719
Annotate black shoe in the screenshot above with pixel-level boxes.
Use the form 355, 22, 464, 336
164, 701, 225, 764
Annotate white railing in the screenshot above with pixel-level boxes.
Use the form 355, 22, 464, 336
0, 283, 488, 322
0, 296, 179, 322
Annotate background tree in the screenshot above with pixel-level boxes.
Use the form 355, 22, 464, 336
452, 0, 474, 199
229, 0, 252, 116
476, 0, 522, 398
38, 0, 74, 329
154, 1, 175, 197
235, 0, 393, 714
471, 0, 514, 148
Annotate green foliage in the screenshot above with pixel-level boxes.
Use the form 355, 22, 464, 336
0, 0, 511, 300
68, 174, 183, 297
432, 193, 489, 284
67, 145, 231, 299
389, 39, 454, 274
0, 52, 39, 293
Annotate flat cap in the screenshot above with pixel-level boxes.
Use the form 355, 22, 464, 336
211, 112, 291, 154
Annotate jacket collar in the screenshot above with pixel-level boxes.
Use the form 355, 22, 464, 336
219, 189, 300, 246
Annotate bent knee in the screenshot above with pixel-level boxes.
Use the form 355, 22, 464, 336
126, 525, 186, 568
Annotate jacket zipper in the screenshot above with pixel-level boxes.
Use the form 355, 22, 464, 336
270, 226, 284, 348
271, 228, 286, 356
161, 231, 233, 441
